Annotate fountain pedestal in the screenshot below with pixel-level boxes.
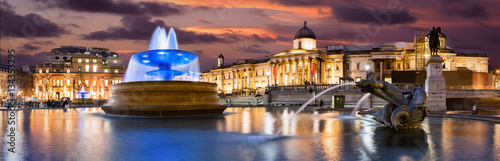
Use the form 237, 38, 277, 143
102, 81, 226, 117
425, 55, 447, 111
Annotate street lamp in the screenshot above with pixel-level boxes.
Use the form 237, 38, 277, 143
266, 70, 270, 86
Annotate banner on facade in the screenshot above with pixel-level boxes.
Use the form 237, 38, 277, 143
273, 66, 276, 79
312, 63, 316, 76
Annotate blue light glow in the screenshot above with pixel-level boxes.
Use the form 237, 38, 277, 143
123, 27, 200, 82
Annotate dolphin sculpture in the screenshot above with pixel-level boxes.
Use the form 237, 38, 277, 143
357, 72, 428, 130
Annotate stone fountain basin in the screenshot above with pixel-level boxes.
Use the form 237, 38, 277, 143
101, 81, 226, 117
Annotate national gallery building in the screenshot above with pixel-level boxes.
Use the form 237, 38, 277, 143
201, 22, 489, 94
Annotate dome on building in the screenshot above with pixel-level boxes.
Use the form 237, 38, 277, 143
218, 53, 224, 58
294, 21, 316, 39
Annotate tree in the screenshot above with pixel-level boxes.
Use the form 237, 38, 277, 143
16, 70, 34, 97
38, 77, 52, 100
72, 72, 87, 98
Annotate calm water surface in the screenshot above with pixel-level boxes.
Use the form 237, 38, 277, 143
1, 107, 499, 161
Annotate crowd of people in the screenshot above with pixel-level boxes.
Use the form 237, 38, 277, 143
0, 99, 71, 109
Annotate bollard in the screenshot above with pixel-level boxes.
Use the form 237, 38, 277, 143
472, 103, 478, 114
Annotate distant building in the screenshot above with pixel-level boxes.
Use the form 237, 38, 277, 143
0, 64, 8, 100
33, 46, 126, 100
201, 22, 491, 94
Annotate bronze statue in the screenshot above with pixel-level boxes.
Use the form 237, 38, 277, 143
357, 72, 428, 130
427, 27, 444, 56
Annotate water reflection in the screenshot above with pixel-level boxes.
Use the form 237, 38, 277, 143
0, 107, 498, 161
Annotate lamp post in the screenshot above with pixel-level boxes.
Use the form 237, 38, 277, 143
365, 63, 372, 108
266, 70, 270, 87
365, 63, 370, 73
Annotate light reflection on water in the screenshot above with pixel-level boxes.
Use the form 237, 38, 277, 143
0, 107, 498, 161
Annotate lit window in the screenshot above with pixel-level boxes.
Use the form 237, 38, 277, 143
93, 59, 97, 63
93, 65, 97, 72
67, 69, 70, 73
67, 79, 70, 85
86, 59, 89, 63
105, 80, 108, 87
78, 59, 82, 63
46, 69, 49, 73
93, 80, 96, 85
85, 80, 89, 86
104, 69, 108, 73
39, 69, 42, 73
85, 65, 89, 72
114, 70, 118, 73
114, 60, 117, 64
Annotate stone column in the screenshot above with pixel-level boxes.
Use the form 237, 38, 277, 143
280, 60, 286, 85
425, 55, 447, 111
321, 60, 325, 84
379, 60, 383, 80
301, 59, 305, 84
308, 58, 312, 83
295, 59, 299, 85
270, 62, 274, 85
332, 61, 335, 84
276, 62, 280, 85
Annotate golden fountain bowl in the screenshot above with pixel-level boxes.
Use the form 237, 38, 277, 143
101, 81, 226, 117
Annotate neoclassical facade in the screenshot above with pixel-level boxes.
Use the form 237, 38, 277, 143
201, 22, 490, 94
33, 46, 126, 100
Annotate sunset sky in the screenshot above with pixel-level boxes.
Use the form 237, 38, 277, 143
1, 0, 499, 71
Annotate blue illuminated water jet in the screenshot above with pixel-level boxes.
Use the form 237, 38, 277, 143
123, 26, 200, 82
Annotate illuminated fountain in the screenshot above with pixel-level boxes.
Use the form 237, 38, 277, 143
102, 27, 226, 117
74, 86, 92, 104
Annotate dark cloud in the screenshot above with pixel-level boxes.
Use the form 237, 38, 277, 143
237, 44, 271, 54
322, 31, 357, 40
21, 44, 41, 50
456, 5, 489, 19
198, 19, 212, 24
35, 0, 183, 17
193, 50, 204, 55
270, 0, 326, 6
82, 16, 167, 41
68, 23, 81, 28
440, 0, 466, 3
82, 16, 228, 44
0, 52, 47, 68
32, 40, 55, 45
0, 1, 67, 37
485, 34, 500, 43
250, 8, 270, 18
332, 6, 416, 25
82, 16, 276, 44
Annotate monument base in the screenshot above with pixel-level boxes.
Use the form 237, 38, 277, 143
425, 55, 447, 112
102, 81, 227, 117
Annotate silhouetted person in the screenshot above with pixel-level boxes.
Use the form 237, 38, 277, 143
320, 99, 324, 107
63, 100, 68, 109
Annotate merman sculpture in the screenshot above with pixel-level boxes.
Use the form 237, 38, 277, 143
356, 72, 428, 130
